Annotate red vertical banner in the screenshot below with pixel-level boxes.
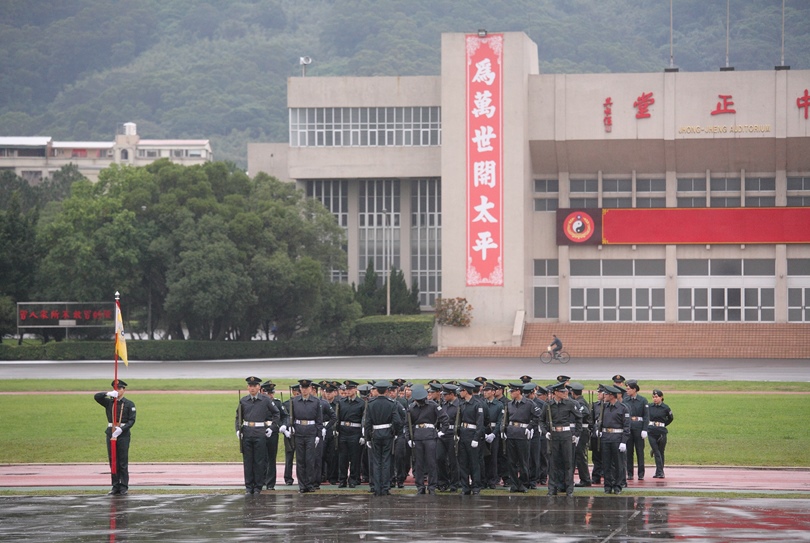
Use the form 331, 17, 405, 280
466, 33, 504, 286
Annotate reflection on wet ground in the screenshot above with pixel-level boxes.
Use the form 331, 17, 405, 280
1, 494, 808, 542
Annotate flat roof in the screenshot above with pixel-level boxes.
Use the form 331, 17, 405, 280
0, 137, 52, 147
139, 139, 210, 146
52, 141, 114, 149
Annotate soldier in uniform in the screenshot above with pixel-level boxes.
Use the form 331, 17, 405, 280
235, 376, 280, 494
590, 385, 607, 484
285, 379, 323, 493
282, 383, 300, 485
534, 385, 550, 486
390, 379, 410, 488
363, 380, 403, 496
613, 382, 629, 488
523, 383, 542, 489
260, 381, 287, 490
481, 382, 502, 489
337, 380, 365, 488
492, 381, 510, 486
405, 385, 449, 494
540, 381, 582, 496
596, 385, 630, 494
95, 379, 136, 496
569, 383, 593, 488
319, 381, 340, 485
436, 383, 460, 492
648, 389, 674, 478
502, 382, 541, 493
624, 379, 650, 481
456, 381, 485, 494
357, 383, 372, 484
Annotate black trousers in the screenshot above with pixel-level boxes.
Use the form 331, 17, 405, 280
548, 435, 574, 494
528, 432, 542, 485
295, 435, 317, 492
394, 435, 410, 484
322, 434, 339, 483
241, 434, 268, 492
590, 434, 603, 481
264, 432, 280, 488
283, 437, 295, 485
436, 436, 459, 490
338, 434, 362, 485
505, 438, 530, 491
601, 441, 622, 491
412, 439, 438, 491
457, 438, 481, 492
648, 431, 667, 476
106, 433, 131, 491
627, 428, 646, 478
575, 429, 591, 483
370, 438, 393, 496
484, 435, 500, 487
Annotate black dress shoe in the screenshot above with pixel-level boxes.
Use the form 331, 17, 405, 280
614, 487, 622, 494
107, 489, 120, 495
118, 489, 128, 496
397, 483, 404, 488
604, 488, 613, 494
349, 483, 356, 488
575, 481, 592, 487
428, 489, 436, 495
547, 491, 557, 496
416, 488, 426, 494
338, 483, 347, 488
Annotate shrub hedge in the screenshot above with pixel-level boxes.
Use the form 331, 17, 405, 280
0, 315, 435, 360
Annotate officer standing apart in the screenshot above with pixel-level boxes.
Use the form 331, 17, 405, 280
260, 381, 287, 490
540, 382, 582, 496
95, 380, 136, 496
502, 382, 541, 493
284, 379, 323, 493
456, 381, 485, 495
405, 385, 449, 494
363, 380, 403, 496
235, 376, 280, 495
624, 380, 649, 481
337, 380, 365, 488
597, 385, 630, 494
647, 389, 674, 478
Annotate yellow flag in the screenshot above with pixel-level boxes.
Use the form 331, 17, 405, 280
115, 300, 128, 366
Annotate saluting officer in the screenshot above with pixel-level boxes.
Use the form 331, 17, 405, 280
95, 379, 136, 496
624, 379, 650, 481
648, 388, 674, 478
456, 381, 485, 494
363, 380, 403, 496
337, 380, 365, 488
540, 382, 582, 496
286, 379, 323, 493
502, 382, 541, 493
405, 385, 449, 494
596, 385, 630, 494
236, 376, 280, 495
260, 381, 287, 490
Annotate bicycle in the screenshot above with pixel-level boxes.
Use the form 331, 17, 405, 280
540, 350, 570, 364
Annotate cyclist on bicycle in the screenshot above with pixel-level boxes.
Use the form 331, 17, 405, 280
549, 334, 563, 359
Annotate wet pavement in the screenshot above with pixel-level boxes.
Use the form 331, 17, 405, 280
0, 493, 808, 542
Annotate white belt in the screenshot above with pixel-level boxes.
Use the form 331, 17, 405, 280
447, 425, 456, 430
460, 423, 477, 429
552, 426, 570, 432
581, 424, 589, 428
295, 419, 316, 425
242, 421, 270, 427
341, 421, 362, 427
631, 417, 644, 421
373, 423, 392, 430
415, 423, 435, 429
107, 423, 114, 427
509, 422, 529, 428
650, 421, 666, 427
604, 428, 624, 433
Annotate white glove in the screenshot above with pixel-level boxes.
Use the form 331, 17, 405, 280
501, 434, 507, 441
596, 430, 602, 438
322, 428, 327, 438
573, 435, 579, 446
485, 433, 495, 443
279, 425, 288, 434
408, 440, 414, 448
111, 427, 122, 438
471, 440, 479, 448
619, 443, 627, 453
282, 430, 291, 439
265, 428, 273, 438
529, 429, 534, 439
545, 432, 551, 441
107, 390, 119, 398
315, 436, 320, 447
289, 426, 295, 436
641, 431, 648, 439
366, 441, 372, 449
437, 431, 445, 438
359, 437, 365, 446
236, 431, 242, 439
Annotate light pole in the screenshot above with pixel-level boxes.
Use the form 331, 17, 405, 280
384, 207, 391, 316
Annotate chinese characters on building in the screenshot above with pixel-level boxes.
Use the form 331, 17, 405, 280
17, 303, 113, 328
466, 34, 504, 286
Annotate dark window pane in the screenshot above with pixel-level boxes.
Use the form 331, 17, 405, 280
548, 288, 559, 318
695, 288, 708, 306
712, 259, 742, 275
744, 259, 775, 276
711, 288, 725, 306
679, 259, 709, 275
534, 260, 546, 276
636, 307, 649, 320
744, 288, 758, 306
548, 259, 559, 276
586, 288, 600, 306
619, 288, 632, 305
570, 260, 601, 276
728, 288, 741, 306
678, 289, 691, 306
636, 288, 649, 306
635, 259, 665, 276
603, 289, 617, 306
788, 259, 810, 275
761, 289, 774, 306
603, 260, 633, 275
571, 289, 584, 306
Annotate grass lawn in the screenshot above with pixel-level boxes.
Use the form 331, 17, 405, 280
1, 379, 809, 466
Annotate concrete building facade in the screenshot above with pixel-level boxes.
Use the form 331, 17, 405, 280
248, 32, 810, 349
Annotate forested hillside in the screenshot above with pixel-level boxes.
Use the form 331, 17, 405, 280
1, 0, 808, 167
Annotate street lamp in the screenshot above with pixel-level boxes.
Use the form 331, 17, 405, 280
383, 207, 391, 316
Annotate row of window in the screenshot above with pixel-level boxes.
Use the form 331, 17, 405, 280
536, 258, 810, 277
290, 107, 441, 148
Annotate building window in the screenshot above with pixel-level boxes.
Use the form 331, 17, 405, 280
636, 197, 666, 208
306, 179, 349, 283
637, 178, 666, 192
745, 177, 775, 191
677, 177, 706, 192
678, 287, 774, 322
289, 107, 441, 148
787, 176, 810, 207
411, 178, 441, 306
788, 258, 810, 322
534, 287, 559, 319
710, 196, 741, 207
710, 177, 740, 192
534, 179, 558, 212
21, 170, 43, 184
359, 179, 400, 286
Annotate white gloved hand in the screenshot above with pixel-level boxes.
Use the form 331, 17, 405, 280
236, 431, 242, 439
315, 436, 320, 447
282, 430, 291, 439
641, 431, 648, 439
529, 429, 534, 440
545, 432, 551, 441
596, 430, 602, 438
525, 428, 531, 439
111, 427, 122, 438
437, 431, 445, 438
265, 428, 273, 438
573, 435, 579, 446
322, 428, 327, 438
107, 390, 119, 398
485, 433, 495, 443
359, 437, 365, 446
408, 440, 414, 448
289, 426, 295, 436
279, 425, 288, 435
471, 440, 479, 448
619, 443, 627, 453
501, 434, 507, 441
366, 441, 372, 449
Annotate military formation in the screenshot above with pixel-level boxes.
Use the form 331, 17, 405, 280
232, 373, 674, 496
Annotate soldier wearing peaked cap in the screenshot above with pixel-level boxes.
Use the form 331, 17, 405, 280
363, 380, 403, 496
318, 382, 340, 486
389, 381, 411, 489
288, 379, 324, 493
260, 381, 287, 490
436, 383, 461, 492
95, 380, 136, 496
406, 385, 450, 494
456, 382, 485, 494
596, 385, 630, 494
480, 382, 503, 489
236, 376, 281, 494
568, 383, 593, 488
624, 380, 649, 481
523, 384, 544, 490
502, 382, 541, 493
539, 382, 582, 496
282, 383, 301, 485
519, 375, 533, 384
337, 380, 365, 488
648, 389, 674, 479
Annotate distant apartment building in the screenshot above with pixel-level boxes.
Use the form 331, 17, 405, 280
0, 122, 212, 182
